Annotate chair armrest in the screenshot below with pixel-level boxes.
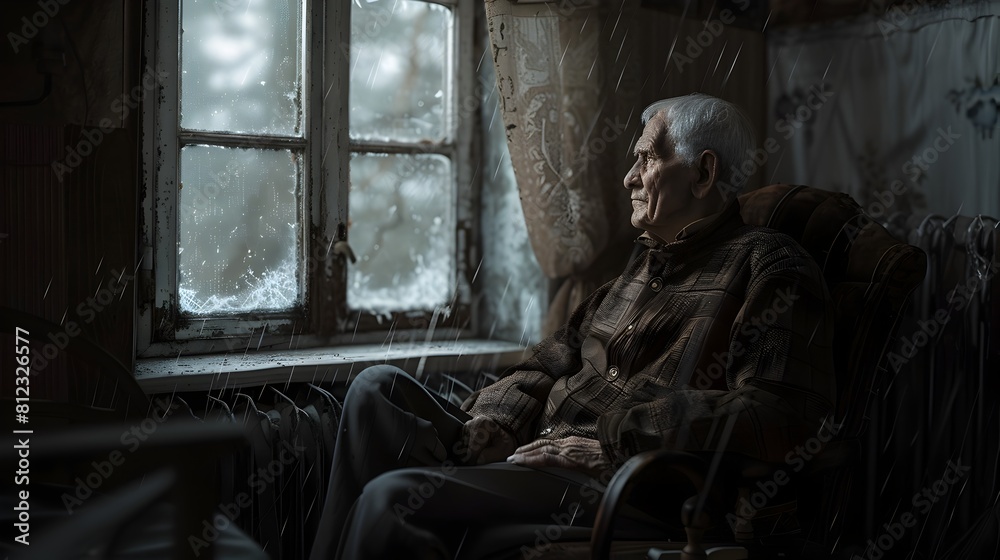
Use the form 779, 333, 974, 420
589, 441, 858, 560
591, 450, 729, 560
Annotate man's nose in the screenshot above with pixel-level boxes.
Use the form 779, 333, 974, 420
623, 164, 639, 190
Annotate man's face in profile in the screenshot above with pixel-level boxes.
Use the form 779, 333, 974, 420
624, 113, 698, 236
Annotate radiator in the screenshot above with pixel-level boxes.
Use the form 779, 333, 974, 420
877, 213, 999, 556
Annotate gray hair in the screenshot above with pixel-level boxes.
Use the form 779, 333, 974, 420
641, 93, 757, 192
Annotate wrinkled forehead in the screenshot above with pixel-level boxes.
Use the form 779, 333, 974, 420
634, 111, 670, 156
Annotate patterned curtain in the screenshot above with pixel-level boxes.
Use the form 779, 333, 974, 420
765, 1, 1000, 218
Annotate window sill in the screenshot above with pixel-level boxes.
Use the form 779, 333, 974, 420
135, 339, 529, 394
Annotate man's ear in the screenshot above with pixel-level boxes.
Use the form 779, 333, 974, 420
691, 150, 719, 200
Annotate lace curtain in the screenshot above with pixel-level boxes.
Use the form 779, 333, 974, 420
765, 1, 1000, 218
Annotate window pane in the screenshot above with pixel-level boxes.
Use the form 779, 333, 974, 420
180, 0, 304, 136
350, 0, 451, 143
179, 145, 300, 314
348, 153, 454, 312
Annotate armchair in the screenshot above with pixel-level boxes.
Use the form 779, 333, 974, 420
589, 183, 928, 559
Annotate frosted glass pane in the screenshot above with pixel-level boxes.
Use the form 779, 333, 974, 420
350, 0, 450, 142
348, 153, 454, 312
180, 0, 304, 135
179, 145, 300, 314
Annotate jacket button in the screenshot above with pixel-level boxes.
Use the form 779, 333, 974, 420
649, 277, 663, 292
608, 366, 619, 379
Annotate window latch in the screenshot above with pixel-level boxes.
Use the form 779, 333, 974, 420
333, 240, 357, 264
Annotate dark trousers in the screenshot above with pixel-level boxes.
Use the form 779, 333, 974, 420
308, 365, 620, 560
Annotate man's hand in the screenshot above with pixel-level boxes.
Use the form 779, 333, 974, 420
460, 416, 518, 465
507, 436, 612, 478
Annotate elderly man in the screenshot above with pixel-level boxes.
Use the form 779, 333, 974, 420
310, 93, 836, 559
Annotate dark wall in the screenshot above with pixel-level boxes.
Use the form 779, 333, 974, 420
0, 0, 140, 406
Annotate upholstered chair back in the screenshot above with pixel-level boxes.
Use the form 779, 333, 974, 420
739, 184, 927, 439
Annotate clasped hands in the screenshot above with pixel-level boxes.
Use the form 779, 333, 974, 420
460, 415, 612, 477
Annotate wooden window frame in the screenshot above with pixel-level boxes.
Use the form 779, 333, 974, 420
138, 0, 479, 358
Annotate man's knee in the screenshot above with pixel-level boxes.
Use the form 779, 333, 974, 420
361, 469, 440, 519
347, 365, 410, 402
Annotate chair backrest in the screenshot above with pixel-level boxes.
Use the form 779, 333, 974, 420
738, 184, 927, 439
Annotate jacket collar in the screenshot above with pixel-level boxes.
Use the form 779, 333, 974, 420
635, 199, 744, 253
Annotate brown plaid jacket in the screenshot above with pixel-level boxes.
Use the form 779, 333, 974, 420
464, 200, 837, 468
